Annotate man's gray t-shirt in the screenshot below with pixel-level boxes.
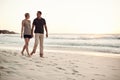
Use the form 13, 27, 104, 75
33, 18, 46, 34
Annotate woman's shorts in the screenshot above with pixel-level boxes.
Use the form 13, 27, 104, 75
24, 35, 32, 39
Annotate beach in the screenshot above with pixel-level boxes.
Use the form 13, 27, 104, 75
0, 49, 120, 80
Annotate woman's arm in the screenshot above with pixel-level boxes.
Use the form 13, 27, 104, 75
21, 20, 24, 38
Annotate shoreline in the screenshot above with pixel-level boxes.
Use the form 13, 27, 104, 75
0, 46, 120, 58
0, 34, 120, 55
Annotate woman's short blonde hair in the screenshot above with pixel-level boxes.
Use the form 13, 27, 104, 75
25, 13, 29, 18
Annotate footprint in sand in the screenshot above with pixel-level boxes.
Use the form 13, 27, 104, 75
2, 53, 10, 57
53, 63, 58, 66
13, 61, 19, 63
21, 56, 27, 59
72, 69, 79, 73
108, 65, 115, 68
77, 74, 86, 77
29, 68, 35, 70
13, 52, 18, 56
2, 59, 9, 63
48, 61, 58, 66
36, 65, 43, 67
51, 56, 55, 57
49, 61, 53, 63
71, 62, 75, 65
2, 50, 8, 53
8, 67, 16, 70
53, 59, 58, 61
0, 66, 6, 69
56, 67, 66, 71
35, 61, 41, 63
88, 62, 93, 65
5, 70, 15, 74
90, 66, 98, 69
71, 69, 86, 77
75, 65, 79, 68
67, 77, 76, 80
29, 59, 33, 61
94, 74, 106, 77
65, 72, 69, 74
112, 68, 120, 70
71, 69, 79, 75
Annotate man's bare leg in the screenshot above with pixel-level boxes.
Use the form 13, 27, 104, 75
30, 33, 39, 57
30, 49, 36, 56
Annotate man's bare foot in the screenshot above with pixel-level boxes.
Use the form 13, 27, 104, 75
30, 51, 35, 56
21, 51, 24, 55
27, 54, 31, 57
40, 53, 44, 58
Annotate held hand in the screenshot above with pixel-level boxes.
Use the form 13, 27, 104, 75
21, 35, 23, 38
31, 34, 34, 38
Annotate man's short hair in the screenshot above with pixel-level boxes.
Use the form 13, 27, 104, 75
37, 11, 42, 14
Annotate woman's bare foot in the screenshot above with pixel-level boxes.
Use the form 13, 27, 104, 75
27, 53, 30, 57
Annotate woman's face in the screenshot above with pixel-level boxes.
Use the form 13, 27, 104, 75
26, 14, 30, 19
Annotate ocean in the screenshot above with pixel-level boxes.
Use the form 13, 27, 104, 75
0, 34, 120, 54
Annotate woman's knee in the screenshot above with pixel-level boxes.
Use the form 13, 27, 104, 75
25, 42, 29, 46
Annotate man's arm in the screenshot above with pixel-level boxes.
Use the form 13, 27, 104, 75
44, 24, 48, 38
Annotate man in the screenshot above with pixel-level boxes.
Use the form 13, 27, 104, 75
30, 11, 48, 57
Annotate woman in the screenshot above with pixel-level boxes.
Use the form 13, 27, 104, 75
21, 13, 32, 56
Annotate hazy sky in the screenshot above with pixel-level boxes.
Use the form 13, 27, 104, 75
0, 0, 120, 34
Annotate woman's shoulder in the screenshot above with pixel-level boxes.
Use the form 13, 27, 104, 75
22, 19, 31, 23
22, 19, 26, 23
28, 20, 31, 22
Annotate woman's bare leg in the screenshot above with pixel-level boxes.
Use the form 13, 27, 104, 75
25, 38, 30, 56
21, 39, 26, 55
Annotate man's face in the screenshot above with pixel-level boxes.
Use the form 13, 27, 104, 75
37, 13, 41, 18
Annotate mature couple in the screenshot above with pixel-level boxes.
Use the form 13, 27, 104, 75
21, 11, 48, 57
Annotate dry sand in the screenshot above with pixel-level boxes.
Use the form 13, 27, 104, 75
0, 49, 120, 80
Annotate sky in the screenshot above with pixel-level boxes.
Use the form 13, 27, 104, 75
0, 0, 120, 34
